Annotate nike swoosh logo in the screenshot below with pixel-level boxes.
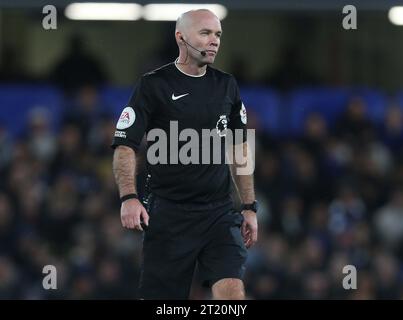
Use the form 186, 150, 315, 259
172, 93, 189, 100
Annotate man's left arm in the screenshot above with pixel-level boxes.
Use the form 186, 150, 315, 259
229, 141, 258, 249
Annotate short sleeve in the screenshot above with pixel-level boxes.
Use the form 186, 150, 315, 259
228, 76, 247, 144
111, 77, 154, 151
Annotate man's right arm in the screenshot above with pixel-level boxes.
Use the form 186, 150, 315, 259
113, 145, 137, 196
113, 145, 149, 231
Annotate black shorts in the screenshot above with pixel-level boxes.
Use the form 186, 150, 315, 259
137, 194, 248, 300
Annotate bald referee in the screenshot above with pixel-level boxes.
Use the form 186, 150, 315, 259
112, 9, 258, 300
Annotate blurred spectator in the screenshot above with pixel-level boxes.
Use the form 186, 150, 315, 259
49, 34, 108, 96
327, 252, 350, 298
26, 107, 57, 163
0, 256, 20, 299
328, 184, 366, 238
348, 270, 376, 300
380, 105, 403, 157
0, 194, 16, 257
373, 250, 400, 299
373, 188, 403, 256
301, 113, 328, 158
0, 84, 402, 299
0, 124, 12, 172
279, 195, 305, 242
303, 271, 330, 299
49, 124, 82, 178
335, 97, 375, 144
63, 85, 112, 148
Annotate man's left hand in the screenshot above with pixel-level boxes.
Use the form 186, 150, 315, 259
241, 210, 258, 248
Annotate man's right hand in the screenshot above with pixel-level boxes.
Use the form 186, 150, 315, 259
120, 199, 149, 231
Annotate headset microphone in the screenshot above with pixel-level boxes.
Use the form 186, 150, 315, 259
180, 37, 206, 56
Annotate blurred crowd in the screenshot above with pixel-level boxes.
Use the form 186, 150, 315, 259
0, 84, 403, 299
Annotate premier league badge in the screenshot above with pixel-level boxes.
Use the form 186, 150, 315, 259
216, 115, 228, 137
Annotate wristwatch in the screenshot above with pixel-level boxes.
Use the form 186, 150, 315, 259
241, 200, 259, 213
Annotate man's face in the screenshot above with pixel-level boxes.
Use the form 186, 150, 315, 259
187, 13, 222, 65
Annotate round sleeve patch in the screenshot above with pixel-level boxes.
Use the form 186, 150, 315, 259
240, 102, 247, 125
116, 107, 136, 129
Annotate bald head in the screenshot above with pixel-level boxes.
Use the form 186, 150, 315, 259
176, 9, 220, 35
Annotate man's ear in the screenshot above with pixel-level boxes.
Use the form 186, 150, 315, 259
175, 32, 184, 44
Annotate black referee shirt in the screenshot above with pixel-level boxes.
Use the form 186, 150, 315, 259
111, 61, 247, 203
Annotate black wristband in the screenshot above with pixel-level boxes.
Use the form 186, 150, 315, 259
120, 193, 138, 203
241, 200, 259, 213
